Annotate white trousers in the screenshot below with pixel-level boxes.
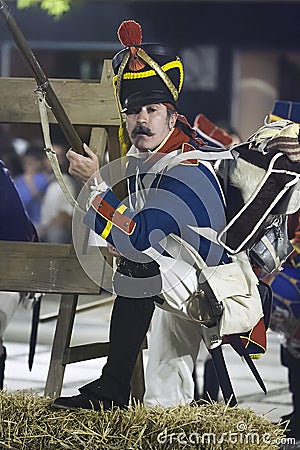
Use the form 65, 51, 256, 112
144, 307, 202, 407
0, 292, 20, 336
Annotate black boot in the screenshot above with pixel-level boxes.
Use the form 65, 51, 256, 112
81, 295, 155, 403
53, 295, 156, 411
0, 344, 7, 389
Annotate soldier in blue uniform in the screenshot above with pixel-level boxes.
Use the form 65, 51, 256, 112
0, 160, 38, 388
53, 21, 262, 411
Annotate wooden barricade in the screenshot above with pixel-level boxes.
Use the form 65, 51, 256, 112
0, 61, 146, 401
0, 60, 120, 163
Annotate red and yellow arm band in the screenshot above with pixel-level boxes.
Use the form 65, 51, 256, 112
91, 195, 136, 238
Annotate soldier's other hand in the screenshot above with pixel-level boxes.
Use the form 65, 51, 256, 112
107, 242, 121, 257
67, 143, 101, 184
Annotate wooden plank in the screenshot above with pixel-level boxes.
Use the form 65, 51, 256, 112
89, 127, 108, 163
100, 59, 115, 87
107, 126, 121, 162
63, 342, 110, 364
0, 241, 109, 294
106, 126, 127, 199
0, 76, 118, 126
39, 295, 115, 323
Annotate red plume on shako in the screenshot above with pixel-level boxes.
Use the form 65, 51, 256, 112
117, 20, 142, 47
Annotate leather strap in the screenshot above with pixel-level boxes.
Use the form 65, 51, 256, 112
36, 90, 78, 208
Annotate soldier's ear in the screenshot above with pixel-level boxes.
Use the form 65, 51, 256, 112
169, 112, 178, 129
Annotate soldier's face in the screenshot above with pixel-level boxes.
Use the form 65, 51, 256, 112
126, 103, 174, 152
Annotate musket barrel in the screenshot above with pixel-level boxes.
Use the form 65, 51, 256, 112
0, 0, 47, 84
0, 0, 84, 155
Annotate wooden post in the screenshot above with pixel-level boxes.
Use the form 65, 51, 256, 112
89, 127, 108, 164
44, 294, 79, 397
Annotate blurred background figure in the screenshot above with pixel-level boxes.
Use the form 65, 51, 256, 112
258, 99, 300, 441
269, 210, 300, 441
39, 143, 78, 244
14, 146, 51, 227
0, 144, 23, 179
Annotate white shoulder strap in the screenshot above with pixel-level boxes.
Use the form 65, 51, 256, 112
148, 148, 233, 176
187, 226, 219, 244
160, 233, 207, 271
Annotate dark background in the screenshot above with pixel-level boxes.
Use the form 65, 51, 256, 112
1, 1, 300, 125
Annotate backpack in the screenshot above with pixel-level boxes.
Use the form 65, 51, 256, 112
195, 119, 300, 402
217, 119, 300, 274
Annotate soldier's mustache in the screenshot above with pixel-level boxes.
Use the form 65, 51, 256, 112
131, 125, 154, 138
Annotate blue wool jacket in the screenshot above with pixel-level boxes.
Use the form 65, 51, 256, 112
0, 161, 38, 242
84, 140, 229, 268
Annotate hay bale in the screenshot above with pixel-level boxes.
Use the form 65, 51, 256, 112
0, 390, 287, 449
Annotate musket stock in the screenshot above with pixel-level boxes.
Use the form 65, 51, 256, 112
0, 0, 84, 155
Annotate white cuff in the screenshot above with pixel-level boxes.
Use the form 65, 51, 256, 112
86, 178, 109, 209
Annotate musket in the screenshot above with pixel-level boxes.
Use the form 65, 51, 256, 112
0, 0, 84, 155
